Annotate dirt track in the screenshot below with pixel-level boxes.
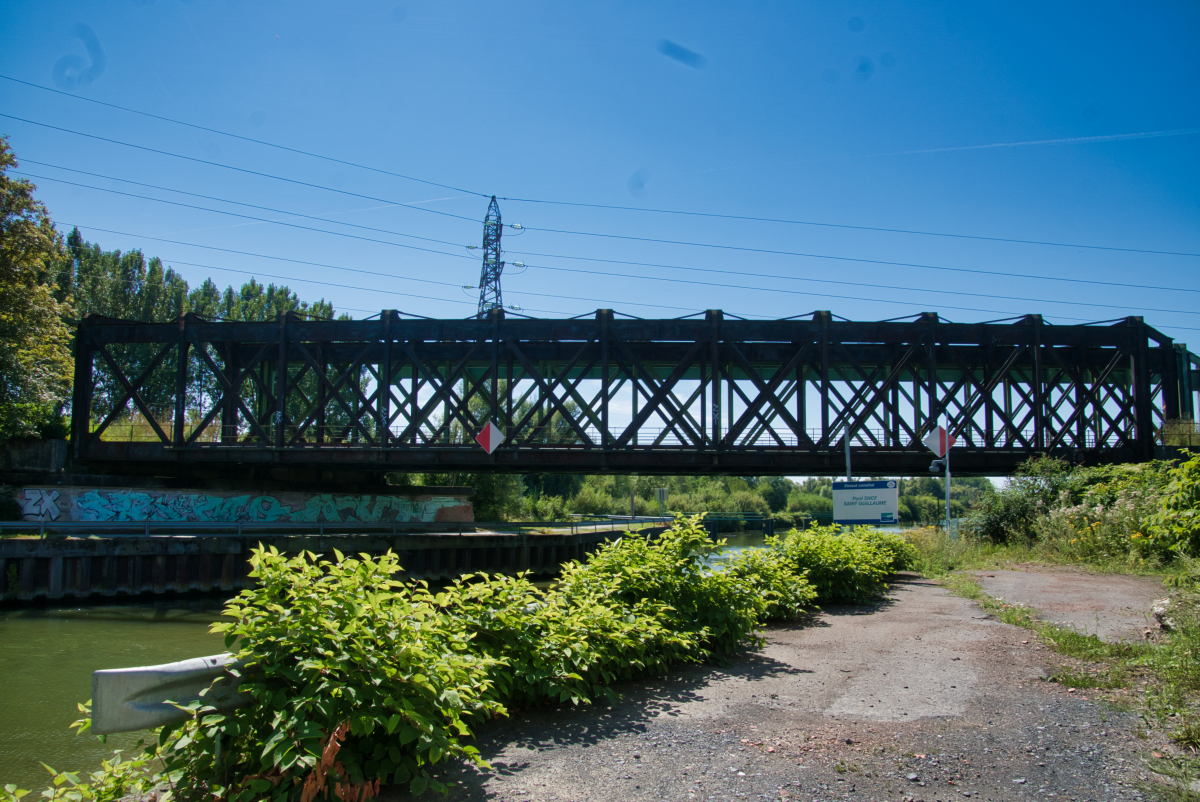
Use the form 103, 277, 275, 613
384, 571, 1171, 802
971, 568, 1166, 642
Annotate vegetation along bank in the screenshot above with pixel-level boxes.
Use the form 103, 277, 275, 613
0, 517, 915, 801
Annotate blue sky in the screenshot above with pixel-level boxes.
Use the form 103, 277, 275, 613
1, 1, 1197, 345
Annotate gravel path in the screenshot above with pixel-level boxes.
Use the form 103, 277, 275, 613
971, 568, 1166, 642
383, 573, 1166, 802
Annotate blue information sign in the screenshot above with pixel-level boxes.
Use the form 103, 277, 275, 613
832, 480, 899, 525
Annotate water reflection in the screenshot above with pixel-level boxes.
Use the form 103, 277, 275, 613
0, 601, 228, 790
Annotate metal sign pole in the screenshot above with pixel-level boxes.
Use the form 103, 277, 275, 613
945, 421, 953, 537
845, 428, 851, 481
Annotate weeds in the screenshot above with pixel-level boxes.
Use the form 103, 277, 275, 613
937, 568, 1200, 799
1046, 668, 1130, 690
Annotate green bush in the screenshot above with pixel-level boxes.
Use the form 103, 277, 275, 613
723, 546, 817, 621
437, 571, 686, 708
786, 491, 832, 515
769, 511, 808, 532
1147, 451, 1200, 557
851, 527, 920, 571
568, 485, 616, 515
18, 515, 864, 801
964, 486, 1040, 544
723, 490, 770, 516
181, 547, 504, 800
772, 525, 892, 604
556, 515, 764, 660
521, 494, 571, 521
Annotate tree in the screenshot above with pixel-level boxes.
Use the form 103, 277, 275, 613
0, 136, 73, 439
756, 476, 794, 512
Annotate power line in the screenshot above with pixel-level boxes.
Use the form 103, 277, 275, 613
56, 209, 1200, 324
67, 222, 1200, 331
60, 223, 699, 316
22, 160, 473, 252
0, 113, 481, 225
0, 74, 490, 198
520, 221, 1200, 270
3, 86, 1192, 259
519, 259, 1200, 317
16, 171, 475, 262
509, 247, 1200, 296
26, 157, 1199, 300
502, 196, 1200, 258
155, 258, 706, 316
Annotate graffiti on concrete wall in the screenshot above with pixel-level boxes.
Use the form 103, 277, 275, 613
19, 489, 62, 521
13, 487, 472, 523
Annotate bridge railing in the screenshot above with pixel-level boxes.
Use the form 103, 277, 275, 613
91, 419, 1138, 451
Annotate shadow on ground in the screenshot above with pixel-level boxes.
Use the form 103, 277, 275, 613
386, 585, 904, 799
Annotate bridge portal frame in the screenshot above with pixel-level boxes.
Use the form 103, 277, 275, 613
70, 309, 1194, 477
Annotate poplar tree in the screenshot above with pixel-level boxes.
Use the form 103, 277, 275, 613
0, 136, 73, 439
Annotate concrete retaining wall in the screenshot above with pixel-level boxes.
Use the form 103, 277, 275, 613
10, 486, 473, 524
0, 528, 625, 603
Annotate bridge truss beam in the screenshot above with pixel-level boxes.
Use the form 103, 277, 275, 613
71, 309, 1197, 477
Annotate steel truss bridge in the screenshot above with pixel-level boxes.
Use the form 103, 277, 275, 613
71, 309, 1200, 478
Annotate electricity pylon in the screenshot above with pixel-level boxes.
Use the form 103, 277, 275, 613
476, 196, 504, 317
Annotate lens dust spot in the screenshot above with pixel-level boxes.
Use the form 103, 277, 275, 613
1082, 102, 1104, 122
848, 17, 865, 32
52, 23, 106, 90
627, 168, 650, 198
657, 39, 707, 69
855, 57, 874, 81
249, 110, 266, 127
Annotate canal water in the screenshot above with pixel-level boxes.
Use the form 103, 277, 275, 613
0, 601, 227, 791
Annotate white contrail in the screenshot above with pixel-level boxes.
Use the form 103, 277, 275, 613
860, 127, 1200, 159
681, 127, 1200, 178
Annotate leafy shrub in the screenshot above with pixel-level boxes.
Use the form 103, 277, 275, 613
772, 525, 892, 604
723, 491, 770, 516
567, 485, 616, 515
786, 491, 832, 515
1, 743, 161, 802
769, 511, 808, 532
179, 547, 504, 800
521, 494, 571, 521
18, 515, 841, 801
723, 546, 817, 621
556, 515, 764, 660
436, 571, 686, 708
964, 485, 1040, 544
904, 494, 944, 526
1146, 451, 1200, 557
852, 527, 920, 571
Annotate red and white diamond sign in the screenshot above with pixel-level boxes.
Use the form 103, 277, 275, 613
475, 421, 504, 454
923, 426, 957, 457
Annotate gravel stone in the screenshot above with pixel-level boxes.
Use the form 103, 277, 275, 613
381, 572, 1166, 801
